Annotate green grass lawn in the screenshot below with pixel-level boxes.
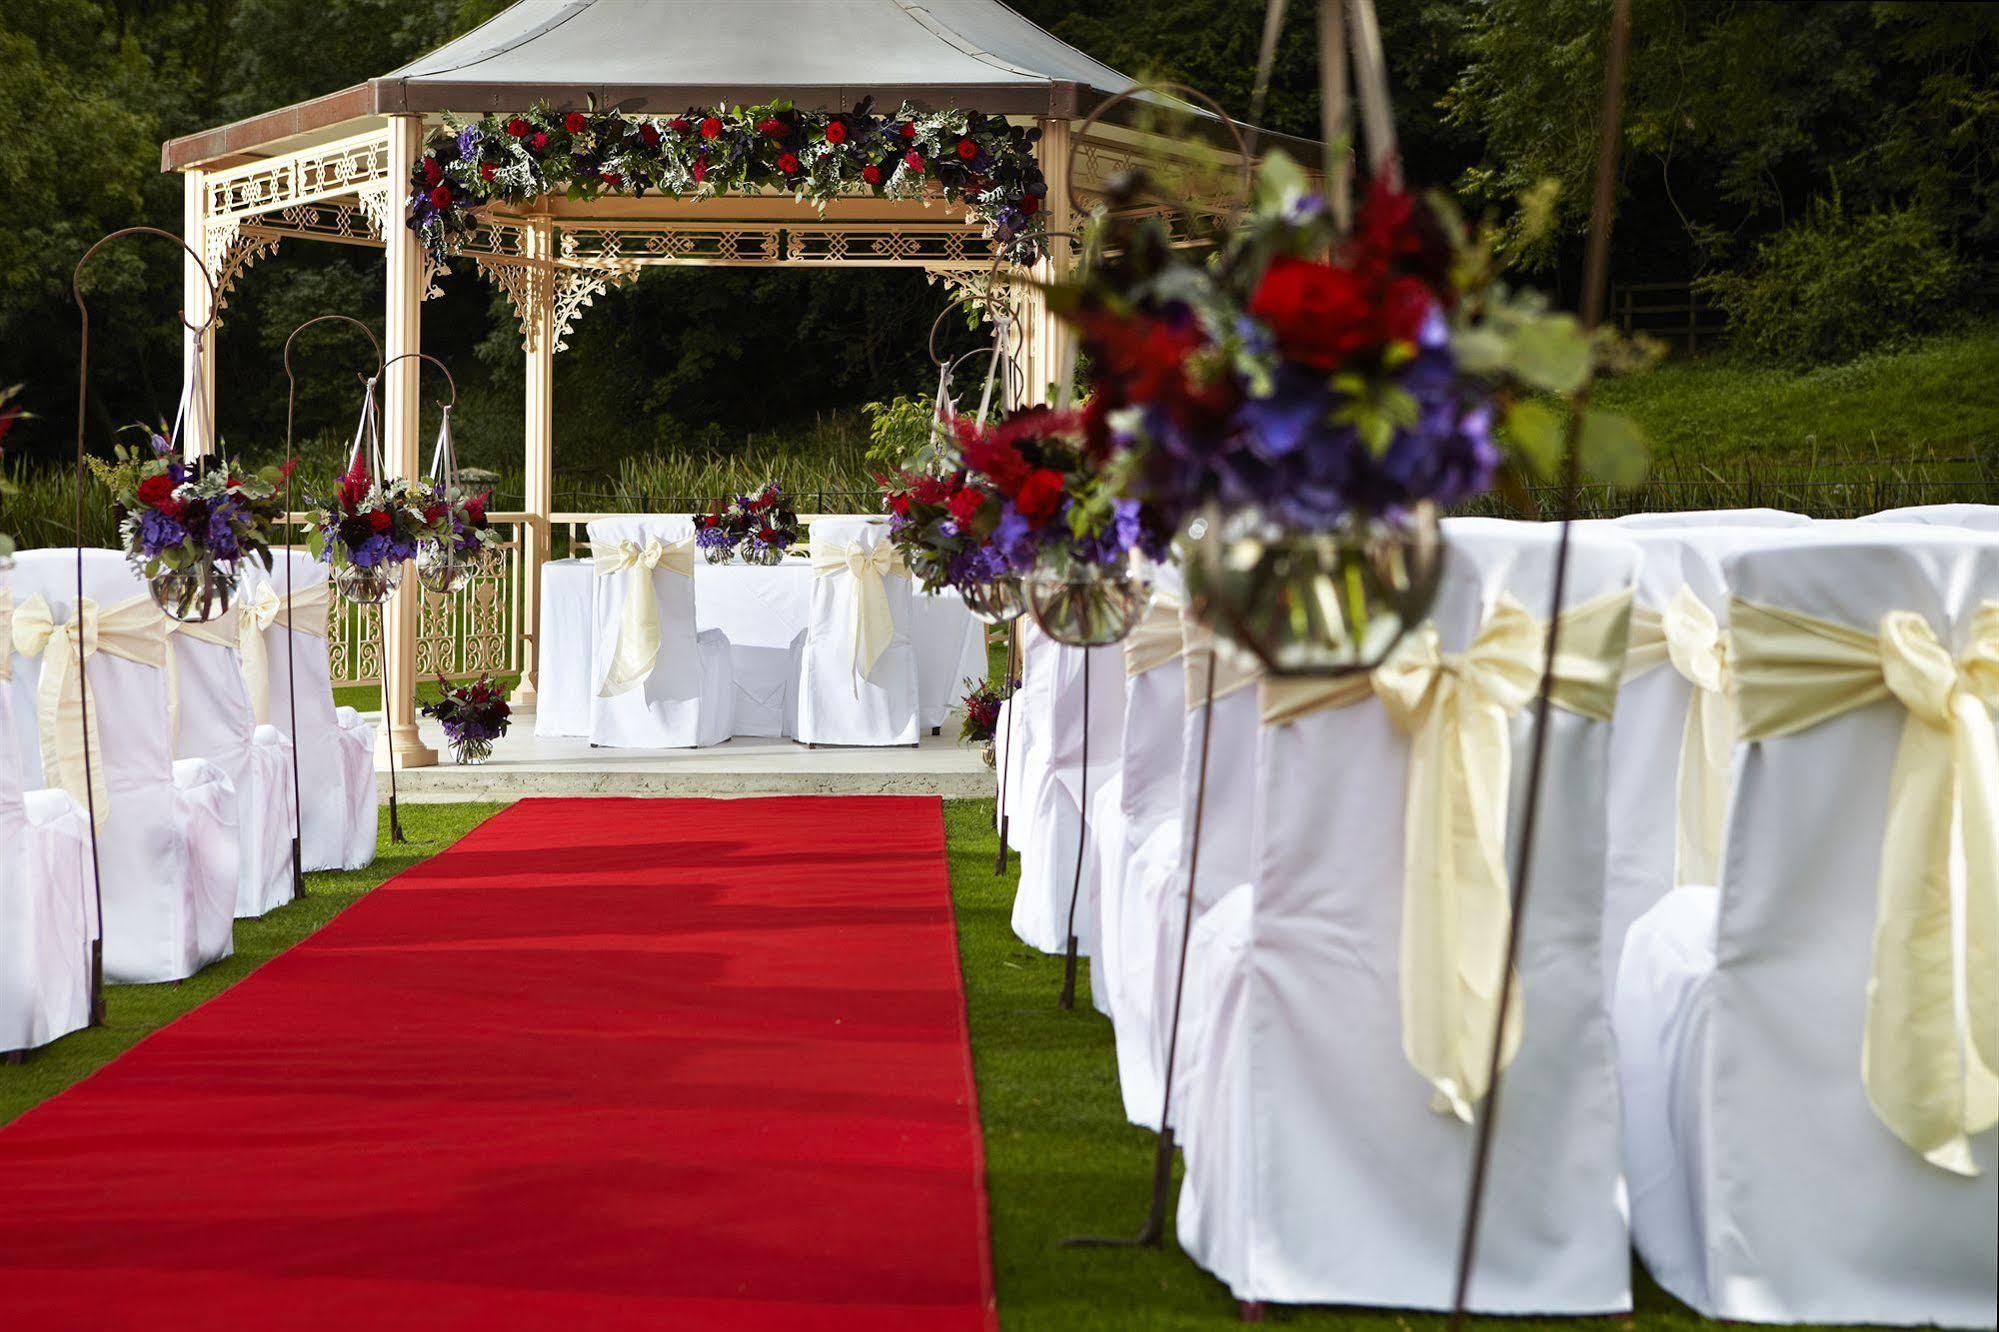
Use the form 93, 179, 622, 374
0, 797, 1865, 1331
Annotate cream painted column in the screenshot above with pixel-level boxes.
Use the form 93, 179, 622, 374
180, 169, 217, 461
1025, 117, 1077, 407
381, 114, 438, 767
511, 214, 556, 708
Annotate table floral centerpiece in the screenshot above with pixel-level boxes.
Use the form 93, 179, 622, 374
727, 481, 800, 565
419, 673, 511, 764
88, 429, 289, 622
694, 500, 744, 563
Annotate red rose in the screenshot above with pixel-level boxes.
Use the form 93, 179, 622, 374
776, 152, 799, 175
861, 163, 882, 186
669, 117, 691, 133
700, 116, 722, 139
1248, 256, 1382, 372
824, 119, 848, 145
366, 510, 393, 534
429, 184, 453, 208
600, 170, 622, 186
1013, 469, 1066, 526
904, 151, 924, 172
638, 122, 661, 147
136, 474, 176, 510
956, 138, 977, 160
758, 117, 785, 138
691, 158, 708, 184
899, 121, 916, 140
421, 156, 443, 185
564, 111, 587, 133
530, 131, 548, 151
947, 487, 984, 525
505, 117, 530, 138
1020, 192, 1041, 217
479, 162, 496, 181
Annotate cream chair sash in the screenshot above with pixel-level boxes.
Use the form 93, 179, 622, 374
1364, 588, 1631, 1120
1181, 616, 1261, 706
1732, 596, 1999, 1176
238, 578, 331, 724
11, 592, 168, 824
1123, 591, 1185, 678
811, 539, 905, 687
1625, 587, 1737, 886
0, 588, 11, 684
593, 538, 695, 698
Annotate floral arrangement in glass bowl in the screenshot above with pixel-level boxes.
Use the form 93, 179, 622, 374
413, 482, 501, 593
87, 430, 289, 622
693, 501, 743, 562
419, 673, 511, 765
959, 675, 1008, 768
305, 463, 429, 605
1056, 153, 1649, 671
725, 481, 800, 565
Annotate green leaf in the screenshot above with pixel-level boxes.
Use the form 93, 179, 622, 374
1503, 399, 1567, 479
1451, 325, 1510, 377
1508, 314, 1593, 394
1578, 407, 1650, 487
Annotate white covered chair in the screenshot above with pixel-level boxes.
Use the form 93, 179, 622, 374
5, 550, 238, 985
1176, 518, 1641, 1314
1, 584, 92, 1053
796, 516, 918, 747
587, 517, 734, 748
168, 605, 297, 918
532, 556, 595, 737
1614, 528, 1998, 1326
994, 616, 1048, 855
240, 552, 376, 871
1008, 629, 1125, 959
913, 585, 990, 735
1854, 502, 1999, 530
1613, 508, 1812, 531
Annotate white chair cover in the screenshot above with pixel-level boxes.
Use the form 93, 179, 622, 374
1176, 518, 1641, 1312
0, 582, 92, 1052
168, 610, 297, 918
586, 517, 734, 748
1854, 502, 1999, 530
1614, 528, 1998, 1326
1008, 631, 1126, 957
796, 517, 919, 747
533, 556, 596, 737
994, 617, 1048, 854
241, 552, 376, 871
913, 586, 989, 733
5, 550, 238, 985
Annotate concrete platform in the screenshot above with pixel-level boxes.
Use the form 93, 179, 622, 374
372, 711, 994, 801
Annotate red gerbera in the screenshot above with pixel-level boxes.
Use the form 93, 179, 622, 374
421, 156, 443, 185
900, 122, 917, 140
904, 151, 925, 172
530, 132, 548, 151
668, 117, 690, 133
758, 117, 785, 138
861, 164, 882, 186
776, 152, 800, 175
505, 117, 531, 138
700, 116, 722, 139
1013, 469, 1066, 526
824, 119, 848, 145
956, 138, 978, 160
564, 111, 588, 133
429, 184, 453, 208
638, 122, 661, 147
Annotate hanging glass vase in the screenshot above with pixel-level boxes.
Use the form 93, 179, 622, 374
958, 575, 1025, 625
333, 560, 401, 606
1186, 501, 1446, 677
149, 555, 238, 624
1026, 560, 1147, 647
415, 540, 479, 595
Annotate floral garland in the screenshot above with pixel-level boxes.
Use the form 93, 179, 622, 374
408, 99, 1048, 265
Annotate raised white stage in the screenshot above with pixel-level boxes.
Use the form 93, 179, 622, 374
372, 710, 992, 801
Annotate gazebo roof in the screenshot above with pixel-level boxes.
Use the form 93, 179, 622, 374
164, 0, 1143, 170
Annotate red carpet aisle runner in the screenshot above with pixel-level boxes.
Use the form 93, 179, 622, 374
0, 797, 995, 1330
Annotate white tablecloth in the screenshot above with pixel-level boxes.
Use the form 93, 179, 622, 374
534, 557, 988, 739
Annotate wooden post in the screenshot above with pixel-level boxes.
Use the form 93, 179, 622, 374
180, 169, 216, 461
381, 113, 438, 768
511, 212, 556, 708
1027, 117, 1075, 407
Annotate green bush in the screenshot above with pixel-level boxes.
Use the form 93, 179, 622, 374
1699, 200, 1967, 366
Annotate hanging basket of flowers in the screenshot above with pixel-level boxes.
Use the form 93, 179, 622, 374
412, 405, 502, 594
305, 379, 426, 605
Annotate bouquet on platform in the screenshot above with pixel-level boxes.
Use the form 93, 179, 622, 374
89, 429, 288, 618
959, 676, 1008, 769
726, 481, 800, 563
419, 673, 511, 765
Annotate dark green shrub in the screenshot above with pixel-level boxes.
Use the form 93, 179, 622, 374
1699, 201, 1966, 366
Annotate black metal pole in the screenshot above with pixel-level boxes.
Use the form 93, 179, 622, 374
380, 601, 406, 844
1057, 646, 1092, 1010
995, 617, 1017, 874
1446, 3, 1631, 1326
1066, 643, 1218, 1248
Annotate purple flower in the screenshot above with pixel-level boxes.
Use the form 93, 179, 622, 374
456, 125, 483, 159
137, 507, 186, 554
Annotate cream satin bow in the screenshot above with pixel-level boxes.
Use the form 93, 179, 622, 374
1181, 613, 1261, 707
1123, 589, 1185, 678
1732, 597, 1999, 1175
1625, 587, 1737, 886
594, 538, 695, 698
11, 592, 168, 824
238, 578, 331, 724
0, 588, 12, 685
1369, 589, 1631, 1120
812, 539, 905, 688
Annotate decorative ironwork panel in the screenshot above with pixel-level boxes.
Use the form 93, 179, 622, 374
205, 130, 391, 223
784, 226, 993, 266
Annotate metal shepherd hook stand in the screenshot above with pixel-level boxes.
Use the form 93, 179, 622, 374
283, 315, 385, 889
69, 225, 222, 1026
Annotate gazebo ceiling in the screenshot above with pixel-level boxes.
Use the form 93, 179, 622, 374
164, 0, 1146, 170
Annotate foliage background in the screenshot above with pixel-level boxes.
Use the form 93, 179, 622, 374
0, 0, 1994, 499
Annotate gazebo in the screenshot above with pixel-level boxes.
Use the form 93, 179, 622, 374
162, 0, 1272, 767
